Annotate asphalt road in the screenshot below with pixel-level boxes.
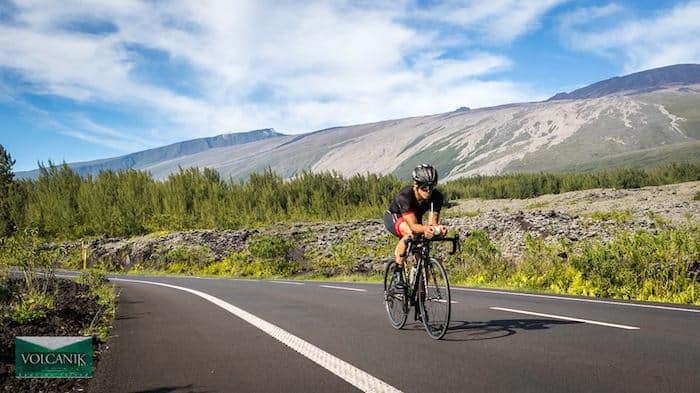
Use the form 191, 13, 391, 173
76, 273, 700, 393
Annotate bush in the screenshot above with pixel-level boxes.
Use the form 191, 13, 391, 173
248, 235, 294, 259
446, 230, 512, 284
0, 228, 57, 294
446, 227, 700, 305
162, 245, 212, 272
76, 269, 108, 288
201, 254, 248, 276
76, 269, 116, 341
312, 232, 370, 276
208, 251, 300, 278
11, 290, 54, 324
590, 210, 633, 224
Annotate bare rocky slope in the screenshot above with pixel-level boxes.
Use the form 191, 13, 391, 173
16, 64, 700, 182
53, 181, 700, 274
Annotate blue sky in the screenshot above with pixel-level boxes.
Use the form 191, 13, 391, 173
1, 0, 700, 171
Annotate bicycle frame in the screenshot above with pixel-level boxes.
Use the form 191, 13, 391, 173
402, 235, 459, 307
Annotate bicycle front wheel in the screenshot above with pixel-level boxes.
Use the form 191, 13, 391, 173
384, 261, 408, 329
419, 257, 451, 339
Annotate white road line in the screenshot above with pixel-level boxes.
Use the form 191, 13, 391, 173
319, 285, 367, 292
490, 307, 640, 330
269, 281, 305, 286
456, 288, 700, 314
111, 278, 401, 393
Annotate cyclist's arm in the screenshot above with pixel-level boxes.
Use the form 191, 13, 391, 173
402, 213, 431, 234
428, 212, 447, 236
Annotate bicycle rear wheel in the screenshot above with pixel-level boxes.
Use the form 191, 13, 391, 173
383, 261, 408, 329
418, 257, 451, 339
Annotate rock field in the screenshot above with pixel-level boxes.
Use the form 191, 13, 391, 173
55, 181, 699, 273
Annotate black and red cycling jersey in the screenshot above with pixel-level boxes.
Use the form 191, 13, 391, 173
384, 186, 444, 237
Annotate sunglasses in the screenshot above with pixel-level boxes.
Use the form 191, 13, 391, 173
419, 184, 435, 192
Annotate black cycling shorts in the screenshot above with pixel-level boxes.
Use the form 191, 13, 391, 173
383, 210, 405, 238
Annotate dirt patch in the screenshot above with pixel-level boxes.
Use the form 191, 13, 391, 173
0, 278, 108, 392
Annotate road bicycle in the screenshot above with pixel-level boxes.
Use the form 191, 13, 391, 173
383, 234, 459, 340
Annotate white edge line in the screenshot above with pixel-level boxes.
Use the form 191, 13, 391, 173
490, 307, 640, 330
456, 288, 700, 314
269, 281, 305, 286
319, 285, 367, 292
111, 278, 401, 393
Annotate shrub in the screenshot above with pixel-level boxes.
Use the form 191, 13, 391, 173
162, 245, 211, 272
11, 290, 54, 324
76, 269, 108, 288
248, 235, 294, 259
201, 253, 249, 276
76, 269, 116, 341
445, 226, 700, 305
0, 228, 57, 293
590, 210, 633, 224
210, 251, 299, 278
446, 230, 513, 284
512, 235, 570, 290
311, 232, 370, 276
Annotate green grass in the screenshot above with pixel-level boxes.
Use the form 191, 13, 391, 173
448, 227, 700, 305
78, 270, 117, 341
694, 191, 700, 201
590, 210, 634, 224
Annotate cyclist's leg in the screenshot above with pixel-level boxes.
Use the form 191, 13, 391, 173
395, 221, 412, 268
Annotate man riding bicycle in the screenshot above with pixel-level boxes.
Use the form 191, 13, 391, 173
383, 164, 448, 287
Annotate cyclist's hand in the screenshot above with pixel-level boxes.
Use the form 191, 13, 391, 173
437, 225, 448, 237
425, 226, 435, 239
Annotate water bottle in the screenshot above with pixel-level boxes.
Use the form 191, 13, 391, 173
409, 266, 417, 286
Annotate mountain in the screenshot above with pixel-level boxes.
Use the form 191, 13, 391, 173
548, 64, 700, 100
16, 64, 700, 181
17, 129, 283, 179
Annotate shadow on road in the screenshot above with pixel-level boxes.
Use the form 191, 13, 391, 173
444, 318, 580, 341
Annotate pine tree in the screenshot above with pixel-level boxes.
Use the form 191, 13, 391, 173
0, 144, 17, 236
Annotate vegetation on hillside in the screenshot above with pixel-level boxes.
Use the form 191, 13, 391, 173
0, 142, 698, 241
445, 226, 700, 305
440, 162, 700, 199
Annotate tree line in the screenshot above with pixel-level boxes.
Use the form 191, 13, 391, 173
440, 162, 700, 200
0, 144, 699, 240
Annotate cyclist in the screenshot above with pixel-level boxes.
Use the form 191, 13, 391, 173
383, 164, 447, 288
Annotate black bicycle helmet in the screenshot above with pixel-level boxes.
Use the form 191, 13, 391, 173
412, 163, 438, 186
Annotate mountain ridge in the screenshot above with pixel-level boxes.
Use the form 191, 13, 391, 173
16, 64, 700, 181
548, 64, 700, 100
17, 128, 284, 179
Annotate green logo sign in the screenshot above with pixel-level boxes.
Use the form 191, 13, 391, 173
15, 336, 93, 378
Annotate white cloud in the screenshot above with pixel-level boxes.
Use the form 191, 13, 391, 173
0, 0, 552, 152
560, 1, 700, 72
415, 0, 568, 43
